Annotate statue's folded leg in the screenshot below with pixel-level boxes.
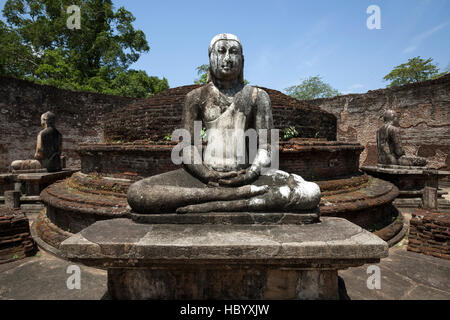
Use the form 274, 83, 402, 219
127, 169, 269, 214
177, 171, 321, 214
10, 160, 42, 171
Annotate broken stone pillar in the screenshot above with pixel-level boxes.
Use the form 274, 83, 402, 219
4, 190, 21, 209
423, 170, 438, 209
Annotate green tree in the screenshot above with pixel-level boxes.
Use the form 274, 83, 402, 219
383, 56, 444, 87
0, 21, 37, 77
285, 75, 340, 100
194, 64, 209, 84
0, 0, 168, 97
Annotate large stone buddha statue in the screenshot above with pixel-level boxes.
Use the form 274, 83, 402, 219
127, 33, 321, 214
377, 109, 427, 167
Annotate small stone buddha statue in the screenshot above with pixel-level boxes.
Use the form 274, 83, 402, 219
127, 33, 321, 214
377, 109, 427, 167
10, 111, 63, 172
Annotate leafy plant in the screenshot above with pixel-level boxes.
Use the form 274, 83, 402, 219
282, 126, 299, 140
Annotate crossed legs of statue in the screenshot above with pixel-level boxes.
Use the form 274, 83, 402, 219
127, 169, 321, 214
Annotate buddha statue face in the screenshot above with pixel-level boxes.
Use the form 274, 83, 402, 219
209, 38, 243, 82
383, 109, 399, 126
41, 111, 56, 129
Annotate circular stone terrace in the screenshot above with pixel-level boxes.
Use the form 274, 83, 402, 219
35, 85, 401, 255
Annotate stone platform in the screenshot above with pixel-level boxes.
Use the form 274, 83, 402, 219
0, 169, 78, 216
60, 216, 388, 300
362, 165, 450, 210
35, 170, 399, 254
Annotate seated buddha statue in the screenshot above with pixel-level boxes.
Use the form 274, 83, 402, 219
377, 109, 427, 167
10, 111, 63, 173
127, 33, 321, 214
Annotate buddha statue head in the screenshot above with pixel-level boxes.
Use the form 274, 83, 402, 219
207, 33, 244, 85
41, 111, 56, 129
383, 109, 399, 126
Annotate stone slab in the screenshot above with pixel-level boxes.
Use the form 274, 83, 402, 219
17, 169, 77, 182
131, 210, 320, 225
61, 217, 388, 267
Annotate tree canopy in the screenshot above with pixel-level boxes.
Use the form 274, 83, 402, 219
285, 75, 340, 100
383, 56, 447, 87
0, 0, 168, 97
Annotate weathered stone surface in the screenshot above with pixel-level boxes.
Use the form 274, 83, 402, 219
4, 190, 20, 209
131, 211, 320, 225
60, 217, 387, 300
61, 217, 388, 265
362, 165, 450, 209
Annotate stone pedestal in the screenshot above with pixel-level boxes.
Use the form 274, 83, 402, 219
0, 169, 77, 214
361, 165, 450, 210
60, 216, 388, 300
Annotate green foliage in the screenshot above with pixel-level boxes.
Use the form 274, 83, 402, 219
285, 75, 340, 100
383, 56, 444, 87
0, 21, 37, 77
0, 0, 169, 97
194, 64, 209, 84
200, 128, 206, 140
164, 133, 172, 141
282, 126, 299, 140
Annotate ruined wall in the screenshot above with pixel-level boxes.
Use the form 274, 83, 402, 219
0, 76, 139, 171
306, 74, 450, 172
1, 74, 449, 174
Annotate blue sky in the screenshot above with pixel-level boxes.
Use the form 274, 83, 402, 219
3, 0, 450, 93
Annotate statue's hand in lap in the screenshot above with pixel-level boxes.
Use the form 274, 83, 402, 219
204, 169, 241, 187
218, 168, 258, 187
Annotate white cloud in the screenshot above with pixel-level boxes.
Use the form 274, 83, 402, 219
403, 21, 449, 54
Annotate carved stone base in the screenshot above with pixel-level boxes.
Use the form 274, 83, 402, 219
107, 267, 340, 300
60, 217, 388, 300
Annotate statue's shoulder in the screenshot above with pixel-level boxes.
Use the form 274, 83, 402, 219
40, 127, 61, 138
185, 83, 213, 105
248, 85, 271, 106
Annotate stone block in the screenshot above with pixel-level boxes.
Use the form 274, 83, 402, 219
60, 217, 388, 300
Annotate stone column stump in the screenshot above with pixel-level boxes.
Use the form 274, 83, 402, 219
4, 190, 21, 209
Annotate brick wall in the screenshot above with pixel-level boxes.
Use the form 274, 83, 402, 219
408, 209, 449, 259
0, 76, 140, 171
78, 141, 363, 181
103, 85, 337, 143
305, 74, 450, 172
